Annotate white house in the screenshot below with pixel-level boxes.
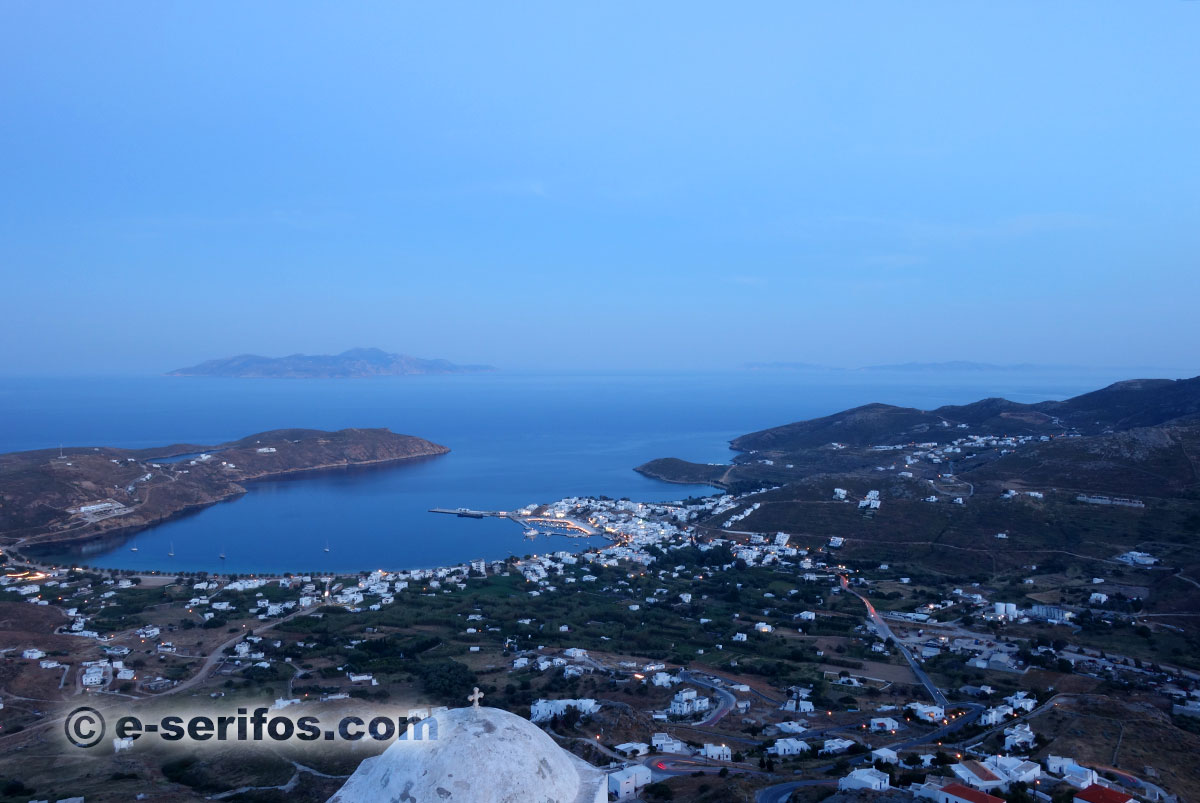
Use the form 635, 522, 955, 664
607, 765, 651, 799
614, 742, 649, 757
701, 743, 731, 761
652, 732, 686, 754
983, 755, 1041, 785
952, 761, 1007, 792
1004, 722, 1036, 751
669, 688, 710, 717
820, 738, 855, 755
919, 782, 1005, 803
1045, 756, 1099, 788
979, 705, 1012, 726
872, 747, 899, 764
870, 717, 899, 732
768, 738, 810, 757
529, 698, 600, 723
1005, 692, 1036, 713
650, 672, 677, 688
907, 702, 945, 723
780, 698, 814, 713
839, 768, 890, 791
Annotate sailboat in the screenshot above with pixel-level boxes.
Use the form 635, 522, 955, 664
129, 546, 139, 552
323, 540, 331, 553
168, 542, 175, 557
218, 548, 227, 560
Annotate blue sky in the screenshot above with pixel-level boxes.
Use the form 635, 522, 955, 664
1, 2, 1197, 374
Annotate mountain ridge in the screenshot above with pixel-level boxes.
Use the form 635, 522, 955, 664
636, 374, 1200, 493
730, 375, 1200, 452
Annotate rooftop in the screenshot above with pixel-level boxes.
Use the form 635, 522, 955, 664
1076, 785, 1134, 803
942, 783, 1006, 803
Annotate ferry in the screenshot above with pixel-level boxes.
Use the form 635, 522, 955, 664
523, 529, 539, 539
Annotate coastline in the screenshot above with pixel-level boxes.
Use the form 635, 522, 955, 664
633, 458, 730, 490
16, 449, 449, 556
2, 428, 450, 556
16, 501, 618, 577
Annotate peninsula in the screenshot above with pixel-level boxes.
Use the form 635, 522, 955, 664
0, 428, 449, 549
168, 347, 493, 378
637, 375, 1200, 492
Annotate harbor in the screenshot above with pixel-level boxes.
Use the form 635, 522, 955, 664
428, 507, 599, 538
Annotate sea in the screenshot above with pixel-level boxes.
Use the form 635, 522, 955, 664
0, 369, 1140, 575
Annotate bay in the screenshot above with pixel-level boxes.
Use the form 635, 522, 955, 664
0, 369, 1132, 574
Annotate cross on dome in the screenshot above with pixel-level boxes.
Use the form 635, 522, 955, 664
468, 687, 484, 708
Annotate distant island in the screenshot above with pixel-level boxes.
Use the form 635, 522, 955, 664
857, 360, 1048, 372
168, 347, 493, 378
0, 428, 449, 550
744, 360, 1062, 372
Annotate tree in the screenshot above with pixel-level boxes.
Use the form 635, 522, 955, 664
643, 782, 674, 801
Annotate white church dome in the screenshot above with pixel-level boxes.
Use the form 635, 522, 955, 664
328, 705, 606, 803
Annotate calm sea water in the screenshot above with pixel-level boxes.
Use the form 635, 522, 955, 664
0, 369, 1133, 573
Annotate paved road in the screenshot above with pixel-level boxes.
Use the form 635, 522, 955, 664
757, 779, 837, 803
840, 575, 948, 707
643, 755, 769, 781
755, 578, 969, 803
680, 669, 738, 727
157, 605, 313, 698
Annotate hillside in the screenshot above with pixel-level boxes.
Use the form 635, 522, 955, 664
0, 428, 449, 548
732, 375, 1200, 452
169, 347, 493, 378
637, 375, 1200, 495
967, 422, 1200, 498
635, 374, 1200, 631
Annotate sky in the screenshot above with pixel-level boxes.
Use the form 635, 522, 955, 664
1, 2, 1198, 375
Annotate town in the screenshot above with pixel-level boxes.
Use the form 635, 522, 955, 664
2, 447, 1197, 803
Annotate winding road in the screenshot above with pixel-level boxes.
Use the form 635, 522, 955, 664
679, 669, 738, 727
839, 575, 948, 707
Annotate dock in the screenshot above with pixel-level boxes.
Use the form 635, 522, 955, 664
428, 508, 600, 536
429, 508, 500, 519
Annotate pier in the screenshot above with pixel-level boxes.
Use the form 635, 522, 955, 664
429, 507, 504, 519
428, 508, 599, 535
